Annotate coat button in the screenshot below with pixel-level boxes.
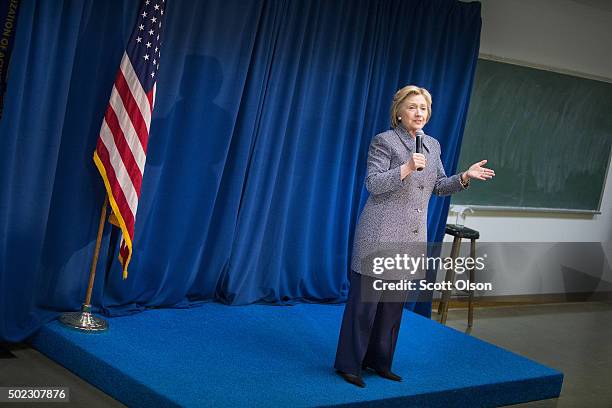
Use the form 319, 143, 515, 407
413, 229, 419, 234
416, 208, 422, 213
418, 185, 424, 190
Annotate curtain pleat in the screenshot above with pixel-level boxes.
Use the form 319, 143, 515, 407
0, 0, 481, 341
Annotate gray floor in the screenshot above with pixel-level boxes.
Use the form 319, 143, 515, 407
444, 301, 612, 408
0, 342, 125, 408
1, 301, 610, 407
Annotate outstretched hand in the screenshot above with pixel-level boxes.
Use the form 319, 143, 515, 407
465, 160, 495, 181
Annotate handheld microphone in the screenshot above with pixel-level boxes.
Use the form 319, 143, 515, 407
415, 129, 424, 171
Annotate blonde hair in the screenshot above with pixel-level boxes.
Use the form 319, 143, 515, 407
390, 85, 432, 128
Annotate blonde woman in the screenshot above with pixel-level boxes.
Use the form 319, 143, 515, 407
334, 85, 494, 387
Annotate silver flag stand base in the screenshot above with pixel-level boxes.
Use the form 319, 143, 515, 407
59, 304, 108, 332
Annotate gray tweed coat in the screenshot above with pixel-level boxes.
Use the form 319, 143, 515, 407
350, 126, 467, 278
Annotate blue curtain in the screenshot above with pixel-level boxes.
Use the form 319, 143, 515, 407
0, 0, 480, 342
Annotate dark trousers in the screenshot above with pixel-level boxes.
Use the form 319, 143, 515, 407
334, 271, 406, 376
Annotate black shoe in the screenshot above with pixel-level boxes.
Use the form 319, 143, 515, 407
337, 371, 366, 388
374, 370, 402, 382
362, 365, 402, 382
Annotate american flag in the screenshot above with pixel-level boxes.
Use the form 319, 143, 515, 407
93, 0, 166, 279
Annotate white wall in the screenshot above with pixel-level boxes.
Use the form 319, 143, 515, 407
477, 0, 612, 80
445, 0, 612, 296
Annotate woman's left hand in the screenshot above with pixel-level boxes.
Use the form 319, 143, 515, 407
465, 160, 495, 181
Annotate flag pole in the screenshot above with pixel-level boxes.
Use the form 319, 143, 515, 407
59, 197, 109, 332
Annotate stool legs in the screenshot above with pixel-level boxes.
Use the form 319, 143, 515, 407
467, 238, 476, 328
438, 236, 461, 324
437, 238, 454, 316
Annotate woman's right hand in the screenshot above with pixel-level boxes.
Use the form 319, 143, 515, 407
409, 153, 427, 171
401, 153, 426, 179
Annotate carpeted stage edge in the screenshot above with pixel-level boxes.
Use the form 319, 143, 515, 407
29, 303, 563, 407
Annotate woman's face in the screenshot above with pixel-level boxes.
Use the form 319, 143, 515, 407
398, 94, 428, 133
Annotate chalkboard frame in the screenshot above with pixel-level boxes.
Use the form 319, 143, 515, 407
451, 55, 612, 214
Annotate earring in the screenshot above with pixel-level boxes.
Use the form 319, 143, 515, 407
397, 117, 401, 121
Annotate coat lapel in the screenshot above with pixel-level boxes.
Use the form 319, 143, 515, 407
393, 127, 430, 154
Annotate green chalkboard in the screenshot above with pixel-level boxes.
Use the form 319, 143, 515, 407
452, 59, 612, 211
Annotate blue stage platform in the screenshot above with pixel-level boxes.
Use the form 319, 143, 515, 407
30, 303, 562, 407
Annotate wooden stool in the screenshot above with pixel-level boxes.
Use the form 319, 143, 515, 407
437, 224, 480, 328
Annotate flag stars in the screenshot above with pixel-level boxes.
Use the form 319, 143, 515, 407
131, 2, 165, 79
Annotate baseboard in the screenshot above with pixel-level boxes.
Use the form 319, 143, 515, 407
432, 291, 612, 309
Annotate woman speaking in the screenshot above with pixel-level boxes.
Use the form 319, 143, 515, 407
334, 85, 495, 388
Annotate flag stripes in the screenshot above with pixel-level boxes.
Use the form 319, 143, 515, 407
93, 0, 166, 278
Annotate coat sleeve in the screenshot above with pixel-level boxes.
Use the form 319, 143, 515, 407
364, 135, 404, 195
432, 141, 467, 197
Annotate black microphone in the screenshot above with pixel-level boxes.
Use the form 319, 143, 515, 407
415, 129, 424, 171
